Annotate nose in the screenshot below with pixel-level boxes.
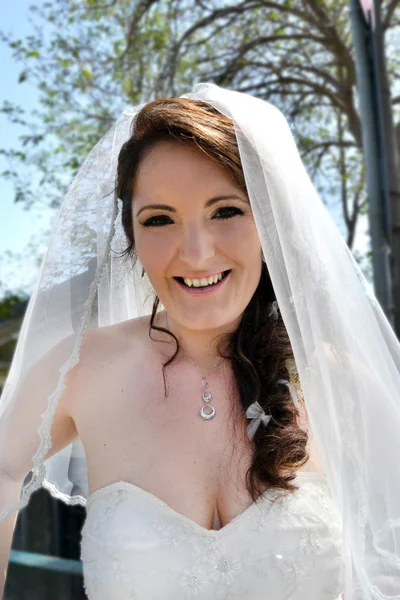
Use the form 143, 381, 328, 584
179, 224, 215, 267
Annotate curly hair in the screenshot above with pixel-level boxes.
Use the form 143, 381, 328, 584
116, 97, 309, 502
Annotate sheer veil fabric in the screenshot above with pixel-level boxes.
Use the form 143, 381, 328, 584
1, 83, 400, 599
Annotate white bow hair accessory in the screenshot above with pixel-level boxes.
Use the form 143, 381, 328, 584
268, 300, 280, 320
245, 401, 272, 441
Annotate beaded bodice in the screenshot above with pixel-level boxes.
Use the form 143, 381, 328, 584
81, 471, 346, 599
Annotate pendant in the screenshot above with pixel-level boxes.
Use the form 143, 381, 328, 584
199, 376, 216, 420
200, 404, 215, 420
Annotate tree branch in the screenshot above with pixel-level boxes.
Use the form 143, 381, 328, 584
382, 0, 400, 30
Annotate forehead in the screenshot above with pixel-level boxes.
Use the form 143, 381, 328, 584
133, 140, 240, 201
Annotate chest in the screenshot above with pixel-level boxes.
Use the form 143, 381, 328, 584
72, 355, 256, 530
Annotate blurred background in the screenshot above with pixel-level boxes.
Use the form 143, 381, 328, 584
1, 0, 399, 597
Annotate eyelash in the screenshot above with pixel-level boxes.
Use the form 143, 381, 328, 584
142, 206, 244, 228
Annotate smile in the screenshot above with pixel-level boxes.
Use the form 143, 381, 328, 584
173, 270, 231, 294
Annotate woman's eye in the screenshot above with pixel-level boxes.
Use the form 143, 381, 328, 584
212, 206, 244, 219
142, 215, 174, 227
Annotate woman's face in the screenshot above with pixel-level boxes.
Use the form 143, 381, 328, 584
132, 140, 263, 332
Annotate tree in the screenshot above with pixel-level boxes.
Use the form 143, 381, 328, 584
1, 0, 400, 254
0, 292, 29, 321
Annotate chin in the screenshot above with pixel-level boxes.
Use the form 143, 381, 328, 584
176, 307, 242, 334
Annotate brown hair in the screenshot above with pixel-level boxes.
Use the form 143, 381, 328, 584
116, 97, 309, 501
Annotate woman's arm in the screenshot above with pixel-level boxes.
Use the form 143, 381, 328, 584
0, 337, 79, 598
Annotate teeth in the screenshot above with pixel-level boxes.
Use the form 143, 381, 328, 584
183, 272, 225, 288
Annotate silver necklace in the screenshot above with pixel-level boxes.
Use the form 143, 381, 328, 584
183, 351, 224, 421
165, 314, 224, 421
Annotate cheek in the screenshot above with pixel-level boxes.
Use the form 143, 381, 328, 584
216, 217, 262, 261
134, 229, 176, 273
227, 219, 263, 289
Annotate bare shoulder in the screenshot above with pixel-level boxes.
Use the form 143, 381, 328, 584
67, 314, 165, 415
77, 314, 154, 368
1, 316, 161, 480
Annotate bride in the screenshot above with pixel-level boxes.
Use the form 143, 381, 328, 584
1, 84, 400, 599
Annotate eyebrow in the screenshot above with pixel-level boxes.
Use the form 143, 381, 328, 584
135, 194, 249, 218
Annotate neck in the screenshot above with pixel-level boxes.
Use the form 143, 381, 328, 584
155, 309, 239, 372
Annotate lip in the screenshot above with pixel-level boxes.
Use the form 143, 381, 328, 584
174, 270, 231, 295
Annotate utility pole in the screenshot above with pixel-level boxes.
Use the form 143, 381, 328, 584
348, 0, 395, 327
372, 0, 400, 337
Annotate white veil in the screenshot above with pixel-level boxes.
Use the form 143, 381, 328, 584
1, 83, 400, 599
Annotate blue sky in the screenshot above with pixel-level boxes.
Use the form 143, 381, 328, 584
0, 0, 54, 295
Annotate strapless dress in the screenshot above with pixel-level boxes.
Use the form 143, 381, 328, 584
81, 471, 346, 599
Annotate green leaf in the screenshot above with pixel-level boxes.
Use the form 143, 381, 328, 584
18, 70, 28, 83
58, 58, 72, 67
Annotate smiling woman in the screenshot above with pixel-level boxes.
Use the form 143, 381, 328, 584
1, 83, 400, 600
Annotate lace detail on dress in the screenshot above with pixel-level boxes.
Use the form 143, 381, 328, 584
81, 473, 346, 599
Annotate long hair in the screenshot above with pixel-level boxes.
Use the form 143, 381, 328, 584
116, 97, 309, 501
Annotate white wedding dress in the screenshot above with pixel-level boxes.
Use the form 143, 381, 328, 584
80, 471, 346, 599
